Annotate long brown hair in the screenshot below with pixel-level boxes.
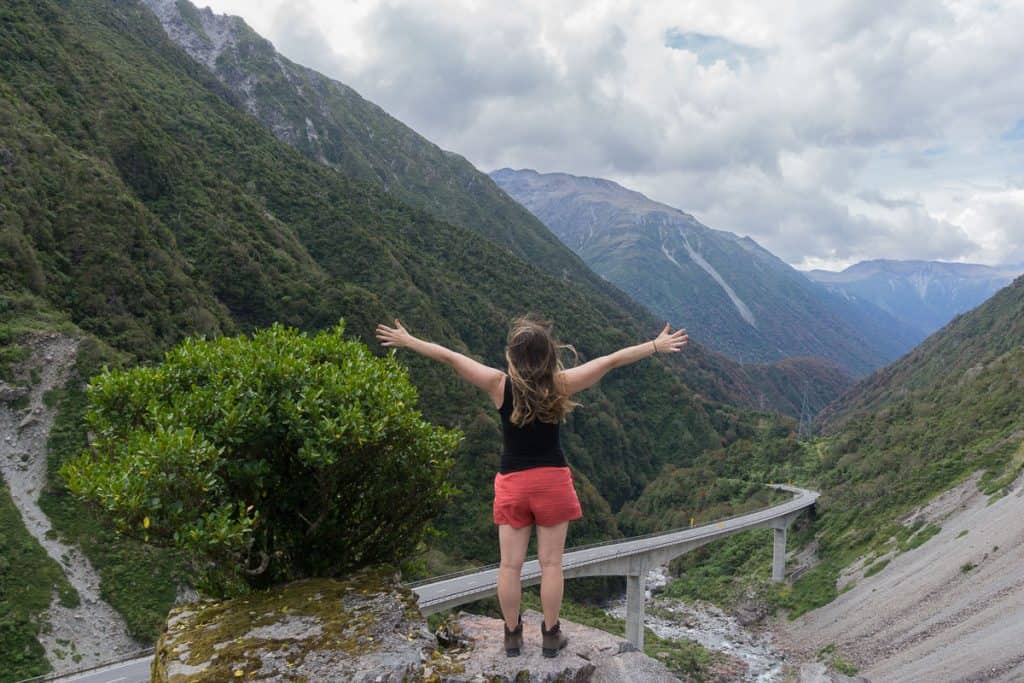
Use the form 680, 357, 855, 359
505, 316, 578, 425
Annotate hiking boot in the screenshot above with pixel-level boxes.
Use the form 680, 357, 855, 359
541, 619, 569, 658
503, 614, 523, 657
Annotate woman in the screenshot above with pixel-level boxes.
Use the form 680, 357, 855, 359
375, 315, 688, 657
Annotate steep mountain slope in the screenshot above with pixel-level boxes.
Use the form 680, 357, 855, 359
139, 0, 615, 298
764, 275, 1024, 680
778, 470, 1024, 681
807, 259, 1021, 342
491, 168, 920, 375
818, 274, 1024, 432
644, 276, 1024, 672
789, 275, 1024, 615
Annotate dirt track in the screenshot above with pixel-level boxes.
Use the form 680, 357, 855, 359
775, 469, 1024, 682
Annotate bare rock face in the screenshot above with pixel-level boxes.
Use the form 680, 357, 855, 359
151, 567, 434, 682
440, 610, 680, 683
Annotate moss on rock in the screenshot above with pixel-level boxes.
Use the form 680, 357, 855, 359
151, 565, 434, 682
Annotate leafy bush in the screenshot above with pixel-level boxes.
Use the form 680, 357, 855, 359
62, 322, 460, 594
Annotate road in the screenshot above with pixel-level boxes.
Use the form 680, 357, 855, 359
42, 657, 151, 683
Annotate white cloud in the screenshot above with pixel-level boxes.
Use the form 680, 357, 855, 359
196, 0, 1024, 270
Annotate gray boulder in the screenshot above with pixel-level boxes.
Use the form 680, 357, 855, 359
799, 662, 871, 683
151, 567, 434, 682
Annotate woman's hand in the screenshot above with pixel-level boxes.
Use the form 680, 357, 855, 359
375, 319, 415, 348
652, 323, 688, 353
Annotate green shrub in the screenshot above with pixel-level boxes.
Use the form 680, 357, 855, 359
61, 322, 460, 595
896, 522, 941, 553
863, 558, 890, 577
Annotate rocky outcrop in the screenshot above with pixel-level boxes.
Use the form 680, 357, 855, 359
152, 569, 680, 682
152, 567, 434, 682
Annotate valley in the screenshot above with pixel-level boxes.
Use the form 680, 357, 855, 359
0, 0, 1021, 681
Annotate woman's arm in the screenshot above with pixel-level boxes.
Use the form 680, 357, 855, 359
558, 323, 688, 395
375, 319, 506, 407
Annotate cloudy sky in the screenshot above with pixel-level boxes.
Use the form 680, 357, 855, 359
199, 0, 1023, 270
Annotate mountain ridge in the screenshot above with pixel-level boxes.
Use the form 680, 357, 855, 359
806, 259, 1021, 340
490, 167, 920, 375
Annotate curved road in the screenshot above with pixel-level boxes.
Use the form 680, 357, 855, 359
41, 484, 818, 682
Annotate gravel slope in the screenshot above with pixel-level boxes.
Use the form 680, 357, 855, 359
0, 333, 143, 673
776, 469, 1024, 682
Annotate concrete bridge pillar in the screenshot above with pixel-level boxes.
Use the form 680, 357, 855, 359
772, 526, 787, 582
772, 512, 800, 582
624, 557, 649, 650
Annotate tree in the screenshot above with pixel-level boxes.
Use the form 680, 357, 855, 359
62, 321, 460, 595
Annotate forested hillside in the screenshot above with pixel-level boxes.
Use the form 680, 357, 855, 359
140, 0, 606, 288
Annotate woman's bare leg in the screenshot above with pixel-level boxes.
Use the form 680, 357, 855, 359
497, 524, 532, 630
536, 521, 569, 629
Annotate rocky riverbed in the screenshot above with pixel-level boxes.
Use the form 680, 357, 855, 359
606, 566, 790, 682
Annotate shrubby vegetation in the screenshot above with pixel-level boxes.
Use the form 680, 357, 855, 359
618, 467, 789, 536
62, 323, 460, 594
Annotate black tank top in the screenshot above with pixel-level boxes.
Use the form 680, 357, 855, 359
498, 374, 568, 473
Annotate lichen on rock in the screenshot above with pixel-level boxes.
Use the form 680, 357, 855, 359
151, 565, 433, 682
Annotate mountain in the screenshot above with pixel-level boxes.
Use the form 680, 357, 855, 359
775, 270, 1024, 679
0, 0, 833, 672
140, 0, 606, 290
777, 272, 1024, 613
821, 269, 1024, 500
806, 259, 1021, 342
138, 0, 853, 420
490, 168, 921, 376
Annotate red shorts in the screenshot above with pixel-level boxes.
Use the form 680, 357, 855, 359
493, 466, 583, 528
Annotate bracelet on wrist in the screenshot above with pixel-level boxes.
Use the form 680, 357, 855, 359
652, 340, 658, 354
